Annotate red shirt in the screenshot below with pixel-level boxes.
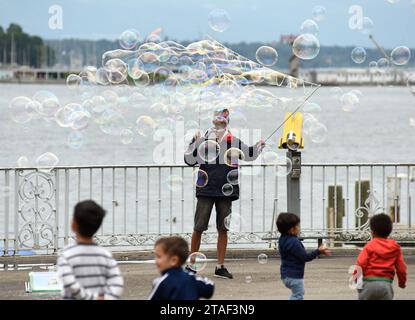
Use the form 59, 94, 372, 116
356, 237, 407, 287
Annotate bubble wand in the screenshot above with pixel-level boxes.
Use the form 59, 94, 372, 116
263, 84, 321, 143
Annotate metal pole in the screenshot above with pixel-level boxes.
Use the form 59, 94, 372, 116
287, 150, 301, 217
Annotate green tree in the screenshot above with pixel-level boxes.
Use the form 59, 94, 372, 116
0, 23, 56, 67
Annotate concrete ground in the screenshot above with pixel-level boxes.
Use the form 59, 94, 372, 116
1, 255, 414, 300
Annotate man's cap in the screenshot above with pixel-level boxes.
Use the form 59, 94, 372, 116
213, 108, 230, 124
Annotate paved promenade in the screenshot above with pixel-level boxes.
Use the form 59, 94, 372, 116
1, 255, 414, 300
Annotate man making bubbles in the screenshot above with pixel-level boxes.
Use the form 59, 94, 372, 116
184, 108, 265, 279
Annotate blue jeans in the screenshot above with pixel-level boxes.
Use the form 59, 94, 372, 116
282, 277, 305, 300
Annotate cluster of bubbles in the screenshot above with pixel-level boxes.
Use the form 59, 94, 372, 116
364, 46, 411, 76
292, 7, 324, 60
9, 21, 318, 178
13, 152, 60, 172
330, 87, 362, 113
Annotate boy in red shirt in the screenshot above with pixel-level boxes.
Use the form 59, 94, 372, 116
355, 213, 407, 300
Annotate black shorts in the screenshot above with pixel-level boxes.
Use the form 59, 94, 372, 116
194, 196, 232, 232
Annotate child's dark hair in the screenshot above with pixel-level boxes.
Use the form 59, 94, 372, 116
73, 200, 106, 237
370, 213, 392, 238
276, 212, 300, 235
155, 236, 189, 266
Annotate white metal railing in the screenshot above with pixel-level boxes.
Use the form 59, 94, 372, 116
1, 163, 415, 256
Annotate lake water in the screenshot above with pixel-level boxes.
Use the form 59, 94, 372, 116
0, 83, 414, 246
0, 83, 414, 166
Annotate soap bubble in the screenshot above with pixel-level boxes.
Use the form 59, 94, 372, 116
292, 34, 320, 60
198, 140, 220, 163
386, 0, 400, 3
391, 46, 411, 66
312, 5, 326, 22
36, 152, 59, 172
187, 252, 207, 272
39, 98, 60, 117
8, 96, 32, 124
377, 58, 390, 70
79, 66, 97, 85
67, 131, 84, 150
146, 33, 162, 44
33, 91, 58, 105
303, 102, 321, 114
330, 87, 343, 100
303, 114, 319, 135
96, 68, 110, 85
226, 169, 239, 185
133, 71, 150, 86
119, 29, 140, 50
17, 156, 30, 168
105, 58, 128, 84
166, 175, 183, 191
351, 47, 367, 64
256, 46, 278, 66
369, 61, 378, 72
208, 9, 231, 32
224, 148, 245, 167
69, 110, 90, 131
99, 110, 126, 136
120, 128, 134, 144
274, 156, 293, 177
136, 115, 156, 137
257, 253, 268, 264
66, 74, 82, 89
193, 169, 209, 188
224, 213, 246, 232
300, 19, 319, 36
407, 73, 415, 96
262, 151, 279, 165
55, 104, 76, 128
222, 183, 234, 196
360, 17, 374, 35
309, 122, 328, 144
340, 92, 359, 112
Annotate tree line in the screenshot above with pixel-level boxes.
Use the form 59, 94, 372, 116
0, 23, 56, 68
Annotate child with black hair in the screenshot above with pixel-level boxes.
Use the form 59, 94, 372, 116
57, 200, 124, 300
149, 236, 215, 300
355, 213, 407, 300
276, 212, 331, 300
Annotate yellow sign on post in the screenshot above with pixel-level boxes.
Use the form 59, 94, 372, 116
278, 112, 304, 151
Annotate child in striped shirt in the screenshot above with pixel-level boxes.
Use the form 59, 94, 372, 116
57, 200, 124, 300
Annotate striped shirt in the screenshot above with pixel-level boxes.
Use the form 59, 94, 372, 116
57, 242, 124, 300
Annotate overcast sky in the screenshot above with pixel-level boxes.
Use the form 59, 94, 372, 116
1, 0, 414, 48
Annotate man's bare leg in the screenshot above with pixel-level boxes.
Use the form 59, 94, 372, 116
217, 230, 228, 265
191, 230, 202, 254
